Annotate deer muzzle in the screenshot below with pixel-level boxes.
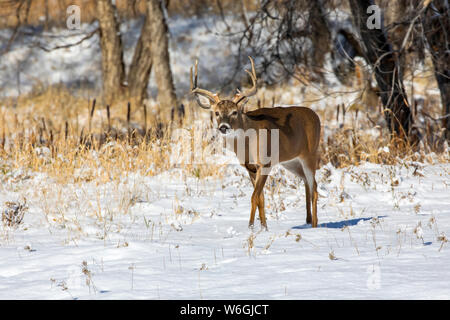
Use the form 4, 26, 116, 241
218, 123, 231, 134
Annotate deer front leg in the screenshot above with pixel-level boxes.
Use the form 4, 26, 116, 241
249, 167, 269, 230
246, 165, 256, 229
249, 192, 258, 229
257, 191, 267, 230
245, 165, 257, 187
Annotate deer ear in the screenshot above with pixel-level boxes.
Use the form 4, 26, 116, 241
198, 95, 214, 107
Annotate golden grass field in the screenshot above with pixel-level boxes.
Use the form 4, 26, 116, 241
0, 60, 447, 188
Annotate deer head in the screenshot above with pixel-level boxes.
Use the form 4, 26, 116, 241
190, 56, 257, 134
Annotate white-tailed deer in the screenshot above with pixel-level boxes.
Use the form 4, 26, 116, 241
190, 57, 321, 229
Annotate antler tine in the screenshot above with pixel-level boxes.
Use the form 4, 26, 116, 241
233, 56, 258, 104
190, 59, 219, 109
247, 56, 257, 81
243, 56, 257, 95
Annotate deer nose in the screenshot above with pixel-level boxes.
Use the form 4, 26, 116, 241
218, 124, 230, 134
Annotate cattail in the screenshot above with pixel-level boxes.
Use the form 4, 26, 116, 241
178, 104, 185, 125
1, 127, 5, 151
65, 121, 68, 141
41, 117, 47, 133
79, 127, 85, 145
143, 103, 147, 136
106, 104, 111, 133
88, 99, 96, 132
336, 104, 340, 123
127, 102, 131, 142
127, 102, 131, 125
90, 99, 97, 118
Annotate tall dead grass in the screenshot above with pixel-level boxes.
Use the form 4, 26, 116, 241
0, 75, 447, 188
0, 84, 225, 184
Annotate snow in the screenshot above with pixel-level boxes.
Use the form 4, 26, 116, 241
1, 159, 449, 299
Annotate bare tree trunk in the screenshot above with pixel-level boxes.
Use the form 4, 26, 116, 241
378, 0, 412, 72
128, 15, 153, 105
421, 1, 450, 140
44, 0, 49, 30
147, 0, 178, 113
97, 0, 126, 104
126, 0, 139, 18
349, 0, 413, 139
310, 0, 331, 81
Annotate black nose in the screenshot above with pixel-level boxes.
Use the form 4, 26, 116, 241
219, 125, 228, 134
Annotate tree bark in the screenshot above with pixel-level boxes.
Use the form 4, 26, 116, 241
97, 0, 126, 104
421, 1, 450, 140
310, 0, 331, 80
147, 0, 178, 113
128, 15, 153, 105
44, 0, 49, 30
349, 0, 413, 139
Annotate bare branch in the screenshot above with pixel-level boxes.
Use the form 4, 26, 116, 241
35, 28, 99, 52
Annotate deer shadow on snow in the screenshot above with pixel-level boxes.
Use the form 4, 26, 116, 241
292, 216, 387, 230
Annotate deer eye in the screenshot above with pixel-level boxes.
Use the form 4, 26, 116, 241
232, 111, 238, 116
215, 112, 219, 116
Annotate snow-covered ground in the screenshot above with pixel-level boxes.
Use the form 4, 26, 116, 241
1, 159, 449, 299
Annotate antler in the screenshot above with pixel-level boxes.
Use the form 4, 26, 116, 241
233, 56, 257, 104
190, 60, 220, 109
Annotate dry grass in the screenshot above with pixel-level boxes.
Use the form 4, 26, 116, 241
0, 62, 448, 187
0, 85, 225, 184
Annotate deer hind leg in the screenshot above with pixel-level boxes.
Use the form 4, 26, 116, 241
281, 159, 312, 224
304, 180, 312, 224
312, 179, 318, 228
295, 163, 312, 225
299, 157, 318, 228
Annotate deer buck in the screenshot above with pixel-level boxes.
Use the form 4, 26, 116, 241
190, 57, 321, 229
